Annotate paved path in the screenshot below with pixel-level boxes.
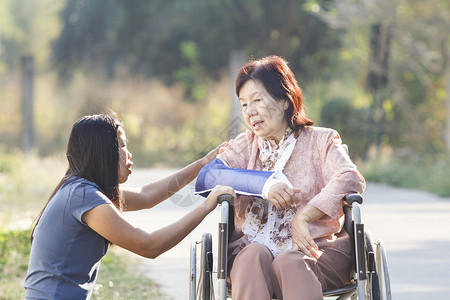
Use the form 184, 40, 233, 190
121, 169, 450, 300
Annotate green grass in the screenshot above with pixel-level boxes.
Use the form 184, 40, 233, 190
0, 229, 165, 300
91, 250, 165, 300
0, 229, 30, 299
0, 149, 66, 226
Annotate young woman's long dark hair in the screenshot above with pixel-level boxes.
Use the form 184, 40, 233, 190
31, 114, 123, 242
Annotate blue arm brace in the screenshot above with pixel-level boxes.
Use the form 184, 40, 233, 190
195, 158, 274, 198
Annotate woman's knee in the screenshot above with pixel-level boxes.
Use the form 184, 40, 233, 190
271, 251, 323, 299
272, 250, 316, 275
236, 243, 273, 265
230, 243, 275, 298
231, 243, 274, 277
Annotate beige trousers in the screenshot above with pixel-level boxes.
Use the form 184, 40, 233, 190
229, 243, 353, 300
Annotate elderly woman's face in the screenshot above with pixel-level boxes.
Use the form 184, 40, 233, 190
239, 80, 289, 143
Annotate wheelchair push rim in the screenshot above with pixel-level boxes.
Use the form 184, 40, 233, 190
376, 239, 392, 300
189, 233, 214, 300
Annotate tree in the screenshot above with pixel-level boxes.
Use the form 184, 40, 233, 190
319, 0, 450, 157
51, 0, 121, 79
0, 0, 62, 74
51, 0, 342, 95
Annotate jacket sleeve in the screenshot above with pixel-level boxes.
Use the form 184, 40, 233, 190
307, 130, 366, 219
217, 132, 251, 169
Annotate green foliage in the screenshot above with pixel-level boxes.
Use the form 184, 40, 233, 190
0, 0, 62, 74
0, 149, 66, 225
128, 88, 231, 167
320, 0, 450, 158
361, 155, 450, 198
0, 229, 30, 299
0, 65, 233, 168
320, 96, 369, 159
0, 149, 22, 173
173, 41, 207, 102
51, 0, 121, 79
52, 0, 341, 88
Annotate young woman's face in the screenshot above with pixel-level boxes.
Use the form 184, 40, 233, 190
239, 80, 289, 143
117, 127, 133, 184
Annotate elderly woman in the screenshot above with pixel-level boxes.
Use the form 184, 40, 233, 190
201, 55, 365, 300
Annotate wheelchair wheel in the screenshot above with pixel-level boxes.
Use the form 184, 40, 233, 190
189, 241, 197, 300
198, 233, 213, 300
365, 231, 381, 300
375, 240, 392, 300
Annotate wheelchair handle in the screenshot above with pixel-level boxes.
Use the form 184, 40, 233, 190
217, 194, 234, 205
344, 193, 363, 205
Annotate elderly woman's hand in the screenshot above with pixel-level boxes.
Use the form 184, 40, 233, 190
292, 205, 325, 260
268, 182, 300, 210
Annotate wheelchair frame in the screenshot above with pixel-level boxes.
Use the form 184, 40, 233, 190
189, 194, 391, 300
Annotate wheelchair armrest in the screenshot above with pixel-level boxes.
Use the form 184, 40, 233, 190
344, 193, 363, 205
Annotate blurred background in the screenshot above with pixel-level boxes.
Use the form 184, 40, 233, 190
1, 0, 450, 298
1, 0, 450, 223
1, 0, 450, 163
2, 0, 450, 219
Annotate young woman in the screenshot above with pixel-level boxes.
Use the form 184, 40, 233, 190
24, 113, 235, 299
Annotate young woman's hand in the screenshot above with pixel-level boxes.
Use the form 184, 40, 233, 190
268, 182, 301, 210
200, 141, 230, 166
204, 185, 236, 212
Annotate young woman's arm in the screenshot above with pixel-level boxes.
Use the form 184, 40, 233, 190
83, 185, 235, 259
121, 159, 203, 211
122, 143, 227, 211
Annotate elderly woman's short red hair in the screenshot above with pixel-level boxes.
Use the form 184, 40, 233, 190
236, 55, 314, 131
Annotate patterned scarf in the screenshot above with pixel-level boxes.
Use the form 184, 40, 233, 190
258, 128, 295, 171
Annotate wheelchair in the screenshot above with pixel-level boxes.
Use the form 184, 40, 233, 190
189, 194, 391, 300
